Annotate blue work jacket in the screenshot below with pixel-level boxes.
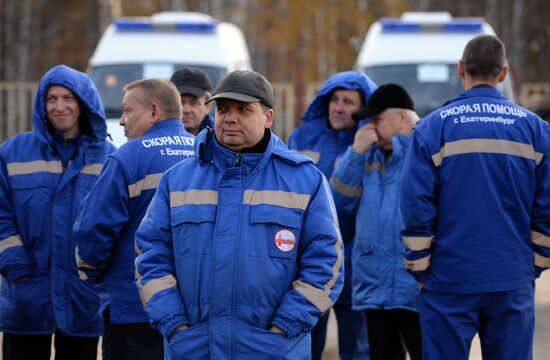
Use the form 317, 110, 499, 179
135, 129, 343, 359
400, 85, 550, 293
74, 119, 194, 324
288, 71, 377, 304
0, 65, 116, 335
331, 136, 419, 312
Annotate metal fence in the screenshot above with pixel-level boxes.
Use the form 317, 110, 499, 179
0, 81, 303, 143
0, 82, 38, 143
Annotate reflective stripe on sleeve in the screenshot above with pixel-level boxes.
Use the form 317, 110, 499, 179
243, 190, 310, 210
128, 173, 163, 198
170, 190, 218, 208
300, 150, 320, 163
431, 139, 543, 167
6, 160, 62, 176
329, 176, 362, 198
292, 179, 343, 312
292, 280, 334, 312
403, 255, 431, 272
139, 274, 178, 307
403, 236, 434, 251
80, 163, 104, 175
0, 235, 24, 254
535, 252, 550, 269
532, 231, 550, 248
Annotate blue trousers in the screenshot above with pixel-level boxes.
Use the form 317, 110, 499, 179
311, 303, 369, 360
419, 283, 535, 360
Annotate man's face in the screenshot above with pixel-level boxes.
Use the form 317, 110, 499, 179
328, 89, 362, 131
46, 86, 80, 137
371, 109, 403, 151
214, 99, 273, 152
119, 88, 154, 140
180, 94, 211, 135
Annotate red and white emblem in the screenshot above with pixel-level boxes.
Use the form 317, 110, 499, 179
275, 229, 296, 252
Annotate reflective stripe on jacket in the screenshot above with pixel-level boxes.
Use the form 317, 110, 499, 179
0, 65, 116, 335
74, 119, 194, 324
136, 129, 343, 359
400, 85, 550, 293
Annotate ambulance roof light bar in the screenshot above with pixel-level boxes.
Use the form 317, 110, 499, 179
381, 19, 483, 33
115, 14, 216, 33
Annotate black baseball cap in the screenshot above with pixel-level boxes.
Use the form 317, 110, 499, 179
205, 70, 274, 108
352, 83, 414, 121
170, 67, 212, 97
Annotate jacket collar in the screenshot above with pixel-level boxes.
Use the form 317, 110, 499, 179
444, 85, 504, 107
143, 118, 187, 137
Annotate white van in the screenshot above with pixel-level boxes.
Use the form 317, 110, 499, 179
355, 12, 515, 117
89, 12, 251, 146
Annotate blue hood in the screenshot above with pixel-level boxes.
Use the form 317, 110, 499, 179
302, 71, 377, 125
32, 65, 107, 145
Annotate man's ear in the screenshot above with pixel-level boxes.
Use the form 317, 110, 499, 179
457, 60, 466, 81
497, 65, 508, 84
265, 109, 274, 129
151, 103, 161, 122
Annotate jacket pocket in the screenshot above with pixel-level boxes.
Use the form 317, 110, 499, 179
249, 206, 303, 261
171, 205, 215, 258
166, 321, 209, 359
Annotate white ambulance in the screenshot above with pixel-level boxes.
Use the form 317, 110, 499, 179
355, 12, 515, 117
89, 12, 251, 146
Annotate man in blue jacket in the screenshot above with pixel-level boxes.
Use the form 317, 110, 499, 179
74, 78, 195, 360
400, 35, 550, 360
135, 70, 344, 359
331, 84, 421, 360
170, 67, 214, 135
0, 65, 116, 360
288, 71, 375, 360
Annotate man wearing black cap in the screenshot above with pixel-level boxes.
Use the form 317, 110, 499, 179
134, 70, 344, 359
170, 67, 214, 135
331, 84, 422, 360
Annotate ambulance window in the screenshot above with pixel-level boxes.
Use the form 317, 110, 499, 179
364, 64, 462, 117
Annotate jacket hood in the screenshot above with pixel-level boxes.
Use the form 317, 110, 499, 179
302, 71, 378, 124
32, 65, 107, 145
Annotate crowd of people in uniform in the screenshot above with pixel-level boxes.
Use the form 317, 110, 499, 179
0, 34, 549, 360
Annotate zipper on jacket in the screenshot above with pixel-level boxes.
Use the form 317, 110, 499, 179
234, 153, 242, 167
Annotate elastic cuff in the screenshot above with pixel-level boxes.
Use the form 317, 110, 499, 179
158, 313, 188, 339
271, 315, 308, 338
6, 266, 32, 283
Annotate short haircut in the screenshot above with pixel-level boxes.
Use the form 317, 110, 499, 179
123, 78, 182, 120
461, 35, 506, 79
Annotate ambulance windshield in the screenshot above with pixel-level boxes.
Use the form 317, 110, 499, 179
364, 64, 462, 117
